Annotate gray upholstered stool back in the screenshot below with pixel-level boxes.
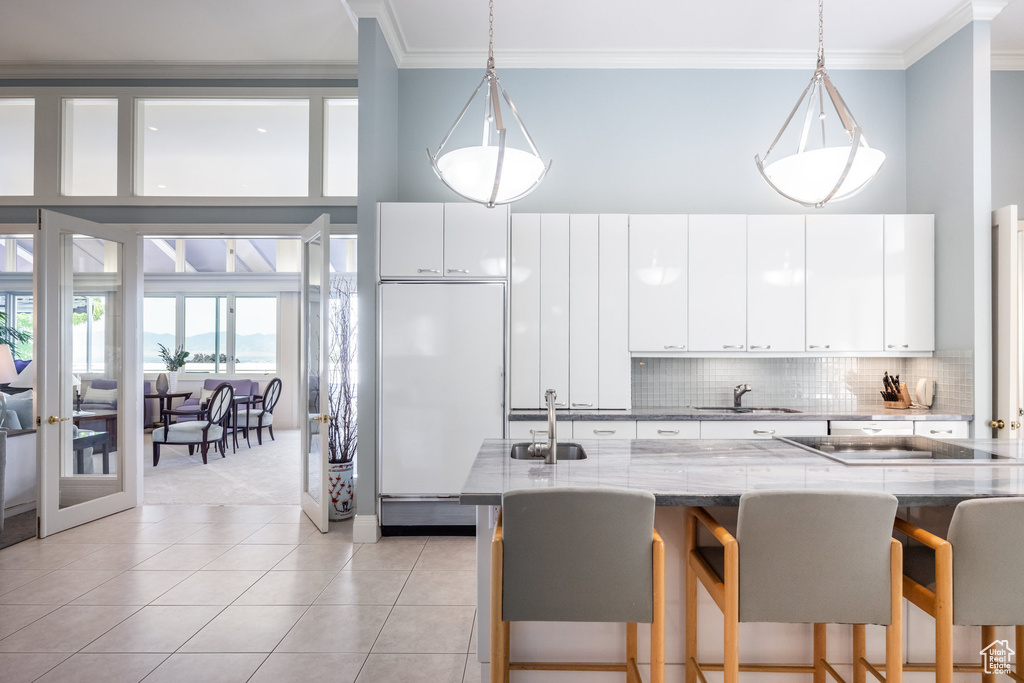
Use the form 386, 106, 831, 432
501, 487, 655, 623
947, 497, 1024, 625
736, 490, 898, 625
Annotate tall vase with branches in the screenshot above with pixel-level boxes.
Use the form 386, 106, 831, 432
327, 275, 357, 519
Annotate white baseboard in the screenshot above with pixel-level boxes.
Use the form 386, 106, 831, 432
352, 513, 381, 543
3, 502, 36, 519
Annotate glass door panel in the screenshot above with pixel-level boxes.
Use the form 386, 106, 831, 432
300, 215, 330, 532
38, 210, 141, 537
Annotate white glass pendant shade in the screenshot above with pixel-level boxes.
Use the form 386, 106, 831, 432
762, 145, 885, 205
435, 146, 546, 205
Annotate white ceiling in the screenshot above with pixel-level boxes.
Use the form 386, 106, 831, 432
0, 0, 1021, 75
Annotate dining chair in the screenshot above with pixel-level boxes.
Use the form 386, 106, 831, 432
152, 382, 234, 465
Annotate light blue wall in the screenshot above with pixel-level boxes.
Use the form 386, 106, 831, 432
993, 70, 1024, 210
906, 22, 992, 425
397, 68, 907, 214
355, 19, 398, 517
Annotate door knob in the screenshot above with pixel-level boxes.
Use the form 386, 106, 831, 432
989, 419, 1006, 429
47, 416, 70, 425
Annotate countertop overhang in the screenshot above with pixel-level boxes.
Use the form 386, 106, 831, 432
460, 437, 1021, 507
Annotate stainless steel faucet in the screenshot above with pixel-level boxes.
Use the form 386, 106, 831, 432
733, 383, 752, 408
529, 389, 559, 464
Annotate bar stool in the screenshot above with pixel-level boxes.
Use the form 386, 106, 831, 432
896, 497, 1024, 682
686, 490, 903, 683
491, 487, 665, 682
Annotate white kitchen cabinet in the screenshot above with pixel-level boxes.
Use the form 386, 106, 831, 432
569, 215, 600, 408
689, 215, 747, 351
747, 215, 806, 352
636, 421, 701, 439
805, 215, 884, 352
572, 421, 637, 439
540, 214, 570, 406
700, 420, 828, 439
914, 421, 969, 439
508, 421, 548, 440
884, 215, 934, 352
379, 203, 444, 278
829, 421, 915, 436
510, 214, 541, 409
629, 215, 688, 353
599, 215, 631, 408
443, 203, 509, 278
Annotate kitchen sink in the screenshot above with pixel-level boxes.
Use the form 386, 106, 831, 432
510, 442, 588, 460
693, 406, 802, 414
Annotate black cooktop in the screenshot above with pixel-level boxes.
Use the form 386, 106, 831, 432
777, 435, 1024, 466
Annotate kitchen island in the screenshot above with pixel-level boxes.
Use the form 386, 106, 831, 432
461, 437, 1024, 681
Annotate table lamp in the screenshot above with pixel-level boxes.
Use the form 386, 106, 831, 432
8, 359, 33, 389
73, 374, 82, 410
0, 345, 18, 385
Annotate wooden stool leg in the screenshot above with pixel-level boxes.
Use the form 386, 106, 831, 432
724, 541, 739, 683
886, 538, 903, 683
652, 529, 665, 683
852, 623, 866, 683
1017, 626, 1024, 677
684, 511, 698, 683
813, 623, 827, 683
982, 625, 997, 683
626, 622, 637, 683
490, 520, 504, 683
935, 542, 953, 683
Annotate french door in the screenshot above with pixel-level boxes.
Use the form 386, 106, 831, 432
37, 210, 142, 537
300, 215, 331, 532
993, 205, 1023, 439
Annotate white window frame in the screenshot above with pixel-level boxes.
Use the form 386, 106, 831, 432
0, 86, 356, 207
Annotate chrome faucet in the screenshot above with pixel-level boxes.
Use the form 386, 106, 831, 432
733, 383, 752, 408
529, 389, 559, 464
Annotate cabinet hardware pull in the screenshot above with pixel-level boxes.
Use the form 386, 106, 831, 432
555, 402, 567, 407
930, 429, 953, 435
657, 429, 680, 435
808, 344, 830, 349
663, 344, 686, 350
593, 429, 616, 435
722, 344, 744, 349
571, 402, 593, 407
862, 428, 882, 433
446, 268, 470, 274
529, 430, 548, 436
750, 345, 771, 350
417, 268, 441, 273
752, 429, 776, 435
887, 344, 910, 349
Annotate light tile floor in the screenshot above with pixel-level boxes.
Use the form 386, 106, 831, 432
0, 505, 480, 683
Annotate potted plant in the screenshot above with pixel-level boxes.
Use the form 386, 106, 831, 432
157, 343, 189, 393
327, 275, 357, 520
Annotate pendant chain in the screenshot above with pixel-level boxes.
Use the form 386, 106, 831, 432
817, 0, 824, 64
487, 0, 495, 70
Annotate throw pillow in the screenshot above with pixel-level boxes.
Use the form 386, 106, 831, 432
85, 387, 119, 404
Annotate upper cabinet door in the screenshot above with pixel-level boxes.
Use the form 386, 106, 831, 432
884, 215, 934, 352
379, 203, 444, 278
629, 215, 688, 353
598, 214, 631, 409
568, 215, 600, 408
747, 215, 805, 352
510, 214, 541, 409
688, 215, 747, 351
806, 215, 884, 351
443, 203, 509, 278
539, 214, 570, 406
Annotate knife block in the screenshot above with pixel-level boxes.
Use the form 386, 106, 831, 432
884, 382, 912, 410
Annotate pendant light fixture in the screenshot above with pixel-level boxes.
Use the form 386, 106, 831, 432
427, 0, 549, 207
755, 0, 885, 207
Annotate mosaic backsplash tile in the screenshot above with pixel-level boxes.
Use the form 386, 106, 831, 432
631, 349, 973, 414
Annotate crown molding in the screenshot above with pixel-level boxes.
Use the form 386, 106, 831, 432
992, 52, 1024, 70
399, 49, 905, 70
346, 0, 407, 67
903, 0, 1008, 67
0, 61, 358, 80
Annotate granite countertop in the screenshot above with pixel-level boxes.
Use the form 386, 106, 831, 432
460, 437, 1023, 507
509, 407, 973, 422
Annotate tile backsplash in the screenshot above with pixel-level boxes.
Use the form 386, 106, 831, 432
631, 349, 973, 414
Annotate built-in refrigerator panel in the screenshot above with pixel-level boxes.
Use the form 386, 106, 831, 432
379, 282, 505, 497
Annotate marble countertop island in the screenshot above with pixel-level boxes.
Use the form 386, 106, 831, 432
509, 407, 973, 421
460, 438, 1024, 507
